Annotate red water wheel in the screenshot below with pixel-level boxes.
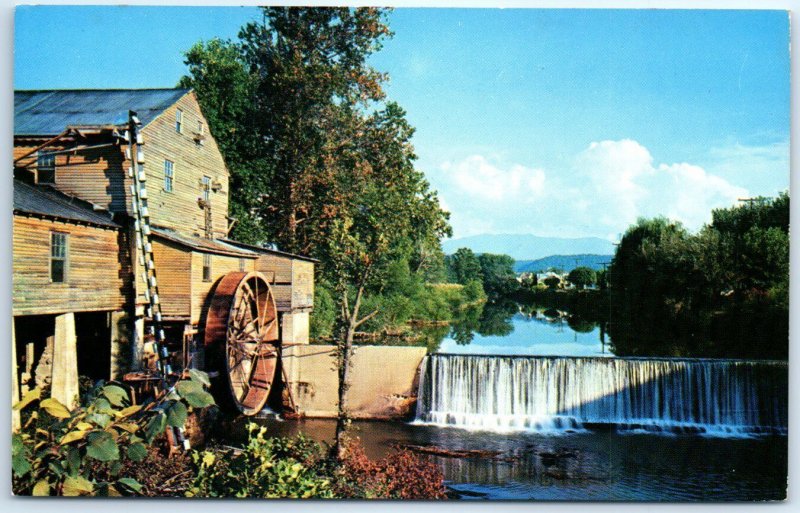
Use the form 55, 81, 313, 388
204, 271, 280, 415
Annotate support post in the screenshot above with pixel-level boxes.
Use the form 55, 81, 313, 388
109, 310, 128, 380
51, 313, 79, 409
11, 318, 20, 432
131, 314, 145, 371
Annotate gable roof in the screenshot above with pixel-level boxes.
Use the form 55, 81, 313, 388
150, 226, 258, 258
14, 180, 120, 228
14, 89, 190, 136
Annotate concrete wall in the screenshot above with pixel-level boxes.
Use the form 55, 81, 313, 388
282, 344, 427, 419
281, 311, 310, 345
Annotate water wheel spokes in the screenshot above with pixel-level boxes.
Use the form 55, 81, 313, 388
205, 271, 279, 415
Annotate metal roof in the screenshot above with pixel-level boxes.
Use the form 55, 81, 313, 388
150, 226, 258, 258
13, 180, 120, 228
15, 89, 190, 136
221, 238, 319, 263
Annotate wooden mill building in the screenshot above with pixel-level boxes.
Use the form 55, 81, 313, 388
13, 89, 315, 410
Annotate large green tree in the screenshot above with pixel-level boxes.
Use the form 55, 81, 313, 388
181, 7, 451, 457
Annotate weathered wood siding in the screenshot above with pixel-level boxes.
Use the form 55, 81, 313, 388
190, 252, 256, 325
13, 139, 131, 214
252, 254, 314, 312
13, 215, 128, 316
150, 238, 192, 319
141, 92, 230, 239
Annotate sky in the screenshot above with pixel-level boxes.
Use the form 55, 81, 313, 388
14, 6, 791, 241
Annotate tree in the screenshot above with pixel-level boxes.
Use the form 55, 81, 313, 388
182, 8, 452, 457
543, 276, 561, 290
445, 248, 482, 285
567, 267, 597, 290
477, 253, 518, 297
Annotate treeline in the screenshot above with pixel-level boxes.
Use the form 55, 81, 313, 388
608, 193, 789, 359
444, 247, 520, 297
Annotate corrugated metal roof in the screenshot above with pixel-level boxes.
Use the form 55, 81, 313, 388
13, 180, 120, 228
221, 238, 319, 263
15, 89, 190, 136
150, 226, 258, 258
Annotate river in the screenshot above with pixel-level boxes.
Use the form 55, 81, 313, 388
255, 303, 788, 501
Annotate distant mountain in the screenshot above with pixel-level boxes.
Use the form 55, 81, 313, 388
513, 254, 613, 274
442, 233, 615, 261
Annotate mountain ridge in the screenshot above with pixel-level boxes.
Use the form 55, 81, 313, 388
442, 233, 615, 261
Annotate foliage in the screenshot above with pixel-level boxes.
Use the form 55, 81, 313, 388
187, 423, 333, 498
310, 282, 337, 340
608, 193, 789, 359
445, 247, 482, 285
477, 253, 519, 296
330, 440, 447, 499
544, 275, 562, 289
567, 266, 597, 290
11, 372, 215, 496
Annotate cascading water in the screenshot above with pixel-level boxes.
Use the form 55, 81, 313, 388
414, 354, 787, 436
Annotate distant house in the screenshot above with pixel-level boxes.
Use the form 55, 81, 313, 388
13, 89, 315, 411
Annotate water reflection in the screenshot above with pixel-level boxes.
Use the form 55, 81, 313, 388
424, 300, 613, 357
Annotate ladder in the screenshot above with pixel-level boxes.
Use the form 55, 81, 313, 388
126, 111, 190, 452
125, 111, 169, 377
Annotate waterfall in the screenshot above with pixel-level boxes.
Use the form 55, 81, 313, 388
415, 354, 787, 436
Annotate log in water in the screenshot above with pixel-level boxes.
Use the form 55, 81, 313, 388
415, 354, 787, 436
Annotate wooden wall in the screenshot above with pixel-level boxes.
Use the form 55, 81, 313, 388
190, 252, 256, 325
141, 92, 230, 239
13, 138, 130, 214
150, 238, 192, 319
13, 215, 129, 316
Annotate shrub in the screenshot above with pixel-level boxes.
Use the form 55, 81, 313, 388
331, 440, 447, 499
187, 423, 334, 499
11, 370, 214, 497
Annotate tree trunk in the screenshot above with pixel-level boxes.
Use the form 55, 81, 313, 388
333, 285, 363, 460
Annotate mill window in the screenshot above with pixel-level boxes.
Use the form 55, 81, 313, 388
175, 109, 183, 133
202, 175, 211, 202
202, 253, 212, 282
37, 151, 56, 184
50, 231, 68, 283
164, 160, 174, 192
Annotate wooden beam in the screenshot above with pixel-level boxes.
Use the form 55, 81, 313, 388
13, 129, 71, 165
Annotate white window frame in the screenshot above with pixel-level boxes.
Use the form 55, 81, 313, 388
175, 108, 183, 133
164, 159, 174, 192
50, 231, 68, 283
37, 151, 56, 184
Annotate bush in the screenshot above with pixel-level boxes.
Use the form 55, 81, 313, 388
11, 371, 215, 496
330, 440, 447, 499
187, 423, 334, 498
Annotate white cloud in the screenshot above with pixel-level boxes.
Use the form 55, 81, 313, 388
427, 139, 750, 239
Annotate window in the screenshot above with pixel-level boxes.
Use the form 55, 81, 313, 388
164, 160, 174, 192
202, 254, 211, 282
50, 232, 68, 282
202, 176, 211, 202
175, 109, 183, 133
37, 151, 56, 184
196, 121, 205, 146
239, 258, 246, 272
198, 121, 204, 135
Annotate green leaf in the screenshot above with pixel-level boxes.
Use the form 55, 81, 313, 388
188, 369, 211, 387
175, 380, 202, 397
11, 452, 31, 477
62, 475, 94, 496
13, 387, 41, 411
183, 390, 214, 408
65, 447, 82, 476
126, 442, 147, 462
145, 412, 167, 443
32, 479, 50, 496
166, 401, 188, 427
86, 413, 112, 428
40, 398, 71, 419
85, 431, 120, 462
102, 385, 129, 407
92, 397, 113, 414
116, 477, 143, 493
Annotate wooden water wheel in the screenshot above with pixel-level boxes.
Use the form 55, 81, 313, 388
204, 271, 279, 415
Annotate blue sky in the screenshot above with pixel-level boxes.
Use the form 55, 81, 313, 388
15, 7, 790, 240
